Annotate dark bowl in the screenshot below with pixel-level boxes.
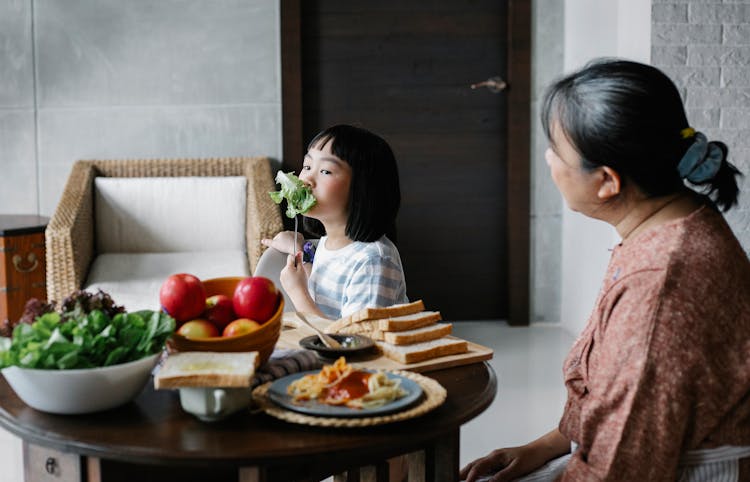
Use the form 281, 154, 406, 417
299, 334, 377, 360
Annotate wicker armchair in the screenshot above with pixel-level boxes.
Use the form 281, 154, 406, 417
46, 157, 284, 304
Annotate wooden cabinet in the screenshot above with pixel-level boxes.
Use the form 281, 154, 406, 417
24, 442, 84, 482
0, 215, 49, 327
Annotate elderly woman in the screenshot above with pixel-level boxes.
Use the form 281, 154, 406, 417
462, 59, 750, 481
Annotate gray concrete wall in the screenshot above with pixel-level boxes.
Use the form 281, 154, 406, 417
530, 0, 564, 323
652, 0, 750, 252
0, 0, 567, 324
0, 0, 282, 216
0, 1, 36, 215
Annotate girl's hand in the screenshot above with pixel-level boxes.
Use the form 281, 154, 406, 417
460, 445, 546, 482
279, 252, 319, 311
280, 252, 307, 295
261, 231, 304, 255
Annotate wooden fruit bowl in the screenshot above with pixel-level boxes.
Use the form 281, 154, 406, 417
169, 277, 283, 367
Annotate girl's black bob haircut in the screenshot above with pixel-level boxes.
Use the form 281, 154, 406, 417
541, 58, 741, 211
304, 124, 401, 242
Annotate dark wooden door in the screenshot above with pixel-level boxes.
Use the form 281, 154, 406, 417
282, 1, 530, 322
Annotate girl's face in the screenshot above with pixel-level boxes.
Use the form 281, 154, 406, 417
545, 121, 604, 215
300, 139, 352, 226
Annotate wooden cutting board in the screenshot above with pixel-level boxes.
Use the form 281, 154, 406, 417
279, 312, 493, 373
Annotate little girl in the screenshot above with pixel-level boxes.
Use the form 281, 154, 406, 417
262, 124, 408, 320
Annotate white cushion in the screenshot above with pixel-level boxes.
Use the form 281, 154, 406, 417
84, 251, 250, 312
253, 247, 294, 311
252, 240, 318, 312
94, 177, 247, 253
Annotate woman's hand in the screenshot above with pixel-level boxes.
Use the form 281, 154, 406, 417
460, 445, 546, 482
460, 429, 570, 482
261, 231, 304, 255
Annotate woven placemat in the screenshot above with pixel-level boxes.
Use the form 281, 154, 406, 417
251, 369, 447, 427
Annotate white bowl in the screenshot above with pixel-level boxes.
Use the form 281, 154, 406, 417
1, 353, 160, 414
178, 386, 253, 422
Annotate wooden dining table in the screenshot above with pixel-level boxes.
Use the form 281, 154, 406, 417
0, 314, 497, 482
0, 359, 495, 482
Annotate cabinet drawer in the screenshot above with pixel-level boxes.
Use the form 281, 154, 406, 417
24, 442, 83, 482
0, 231, 46, 325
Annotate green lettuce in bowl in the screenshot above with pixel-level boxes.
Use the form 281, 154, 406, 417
0, 290, 175, 414
0, 308, 174, 370
0, 289, 174, 370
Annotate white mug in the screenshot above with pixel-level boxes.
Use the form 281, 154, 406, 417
178, 387, 253, 421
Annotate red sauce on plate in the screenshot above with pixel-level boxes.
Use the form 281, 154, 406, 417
323, 370, 372, 403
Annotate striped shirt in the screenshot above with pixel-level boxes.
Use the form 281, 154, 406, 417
307, 235, 408, 320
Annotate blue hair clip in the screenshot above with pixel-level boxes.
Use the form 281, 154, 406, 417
677, 131, 722, 183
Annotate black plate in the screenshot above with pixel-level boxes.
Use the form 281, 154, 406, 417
299, 334, 376, 359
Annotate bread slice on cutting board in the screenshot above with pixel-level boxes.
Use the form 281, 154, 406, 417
326, 299, 425, 333
329, 311, 441, 335
377, 337, 468, 364
320, 300, 475, 365
378, 323, 453, 345
351, 322, 452, 344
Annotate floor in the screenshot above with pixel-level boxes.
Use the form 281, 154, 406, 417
452, 321, 575, 468
316, 321, 576, 481
0, 321, 576, 482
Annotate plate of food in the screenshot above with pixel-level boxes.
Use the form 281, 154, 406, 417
266, 357, 423, 418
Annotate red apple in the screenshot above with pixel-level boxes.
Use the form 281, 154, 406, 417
159, 273, 206, 323
232, 277, 279, 323
204, 294, 235, 330
177, 319, 219, 339
222, 318, 261, 337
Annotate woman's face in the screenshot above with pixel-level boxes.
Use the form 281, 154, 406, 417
545, 122, 604, 215
299, 139, 352, 226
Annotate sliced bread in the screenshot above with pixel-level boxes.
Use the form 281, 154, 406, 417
327, 299, 425, 332
154, 351, 257, 389
377, 337, 468, 364
359, 322, 452, 343
380, 323, 453, 345
328, 311, 441, 335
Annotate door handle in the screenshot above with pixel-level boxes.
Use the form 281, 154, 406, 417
470, 76, 508, 93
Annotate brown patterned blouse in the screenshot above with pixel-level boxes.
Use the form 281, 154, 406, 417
558, 205, 750, 481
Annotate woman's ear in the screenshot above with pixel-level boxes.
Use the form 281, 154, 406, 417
597, 166, 622, 200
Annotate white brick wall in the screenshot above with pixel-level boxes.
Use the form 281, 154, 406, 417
652, 0, 750, 252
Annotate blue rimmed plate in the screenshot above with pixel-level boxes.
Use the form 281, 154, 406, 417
266, 370, 423, 418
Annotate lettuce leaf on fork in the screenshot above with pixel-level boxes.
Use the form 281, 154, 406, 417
269, 171, 317, 219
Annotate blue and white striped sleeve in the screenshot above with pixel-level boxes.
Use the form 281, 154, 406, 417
340, 255, 407, 318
